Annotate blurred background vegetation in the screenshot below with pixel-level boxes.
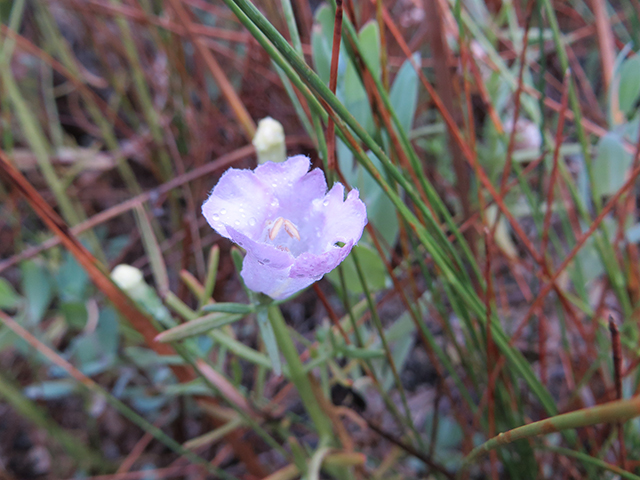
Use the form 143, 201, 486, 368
1, 0, 640, 478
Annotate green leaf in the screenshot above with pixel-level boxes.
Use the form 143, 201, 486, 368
341, 345, 385, 359
618, 55, 640, 118
312, 4, 375, 136
209, 329, 274, 370
68, 307, 119, 373
0, 278, 20, 310
310, 4, 334, 84
56, 252, 88, 302
256, 307, 282, 376
342, 55, 374, 135
60, 301, 87, 329
358, 21, 381, 80
21, 260, 52, 324
593, 131, 633, 196
389, 53, 420, 134
24, 380, 77, 400
125, 346, 186, 367
156, 312, 245, 342
201, 303, 255, 314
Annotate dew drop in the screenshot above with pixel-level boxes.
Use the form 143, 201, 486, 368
220, 208, 227, 215
270, 199, 279, 207
322, 199, 330, 206
234, 220, 240, 226
249, 217, 257, 226
212, 213, 220, 220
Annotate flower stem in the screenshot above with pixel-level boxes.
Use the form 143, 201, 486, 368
267, 304, 334, 444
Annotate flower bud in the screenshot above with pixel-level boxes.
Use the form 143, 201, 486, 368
111, 264, 175, 327
252, 117, 286, 164
111, 264, 145, 294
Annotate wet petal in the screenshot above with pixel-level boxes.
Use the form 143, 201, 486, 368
321, 186, 368, 244
253, 154, 311, 189
289, 241, 355, 279
202, 156, 367, 300
241, 255, 313, 300
202, 168, 270, 239
227, 226, 294, 270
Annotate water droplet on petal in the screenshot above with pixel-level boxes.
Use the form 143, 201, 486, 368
322, 199, 330, 206
270, 199, 279, 207
220, 208, 227, 215
234, 220, 240, 226
249, 217, 256, 226
212, 213, 220, 220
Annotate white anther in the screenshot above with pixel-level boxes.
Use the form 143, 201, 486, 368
283, 219, 300, 241
268, 217, 300, 241
269, 217, 285, 240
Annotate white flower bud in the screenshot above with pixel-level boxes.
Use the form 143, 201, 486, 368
252, 117, 286, 164
111, 264, 143, 290
111, 264, 148, 300
111, 264, 175, 328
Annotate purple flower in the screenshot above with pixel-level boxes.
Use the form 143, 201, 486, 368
202, 155, 367, 300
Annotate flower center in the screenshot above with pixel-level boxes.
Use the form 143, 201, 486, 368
269, 217, 300, 241
264, 217, 301, 252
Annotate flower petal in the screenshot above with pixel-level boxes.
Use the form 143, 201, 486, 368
289, 240, 355, 279
227, 226, 294, 269
253, 154, 311, 189
241, 255, 312, 300
202, 168, 271, 239
254, 155, 328, 223
202, 155, 368, 301
321, 185, 367, 244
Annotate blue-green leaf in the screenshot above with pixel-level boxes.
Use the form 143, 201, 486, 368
0, 278, 20, 310
21, 260, 52, 324
358, 21, 381, 80
618, 55, 640, 118
389, 53, 420, 134
256, 307, 282, 376
593, 131, 632, 196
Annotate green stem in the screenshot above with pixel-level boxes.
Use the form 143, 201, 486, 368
459, 396, 640, 475
267, 304, 334, 444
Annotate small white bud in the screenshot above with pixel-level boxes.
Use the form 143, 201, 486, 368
111, 264, 144, 290
111, 264, 148, 300
252, 117, 286, 164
